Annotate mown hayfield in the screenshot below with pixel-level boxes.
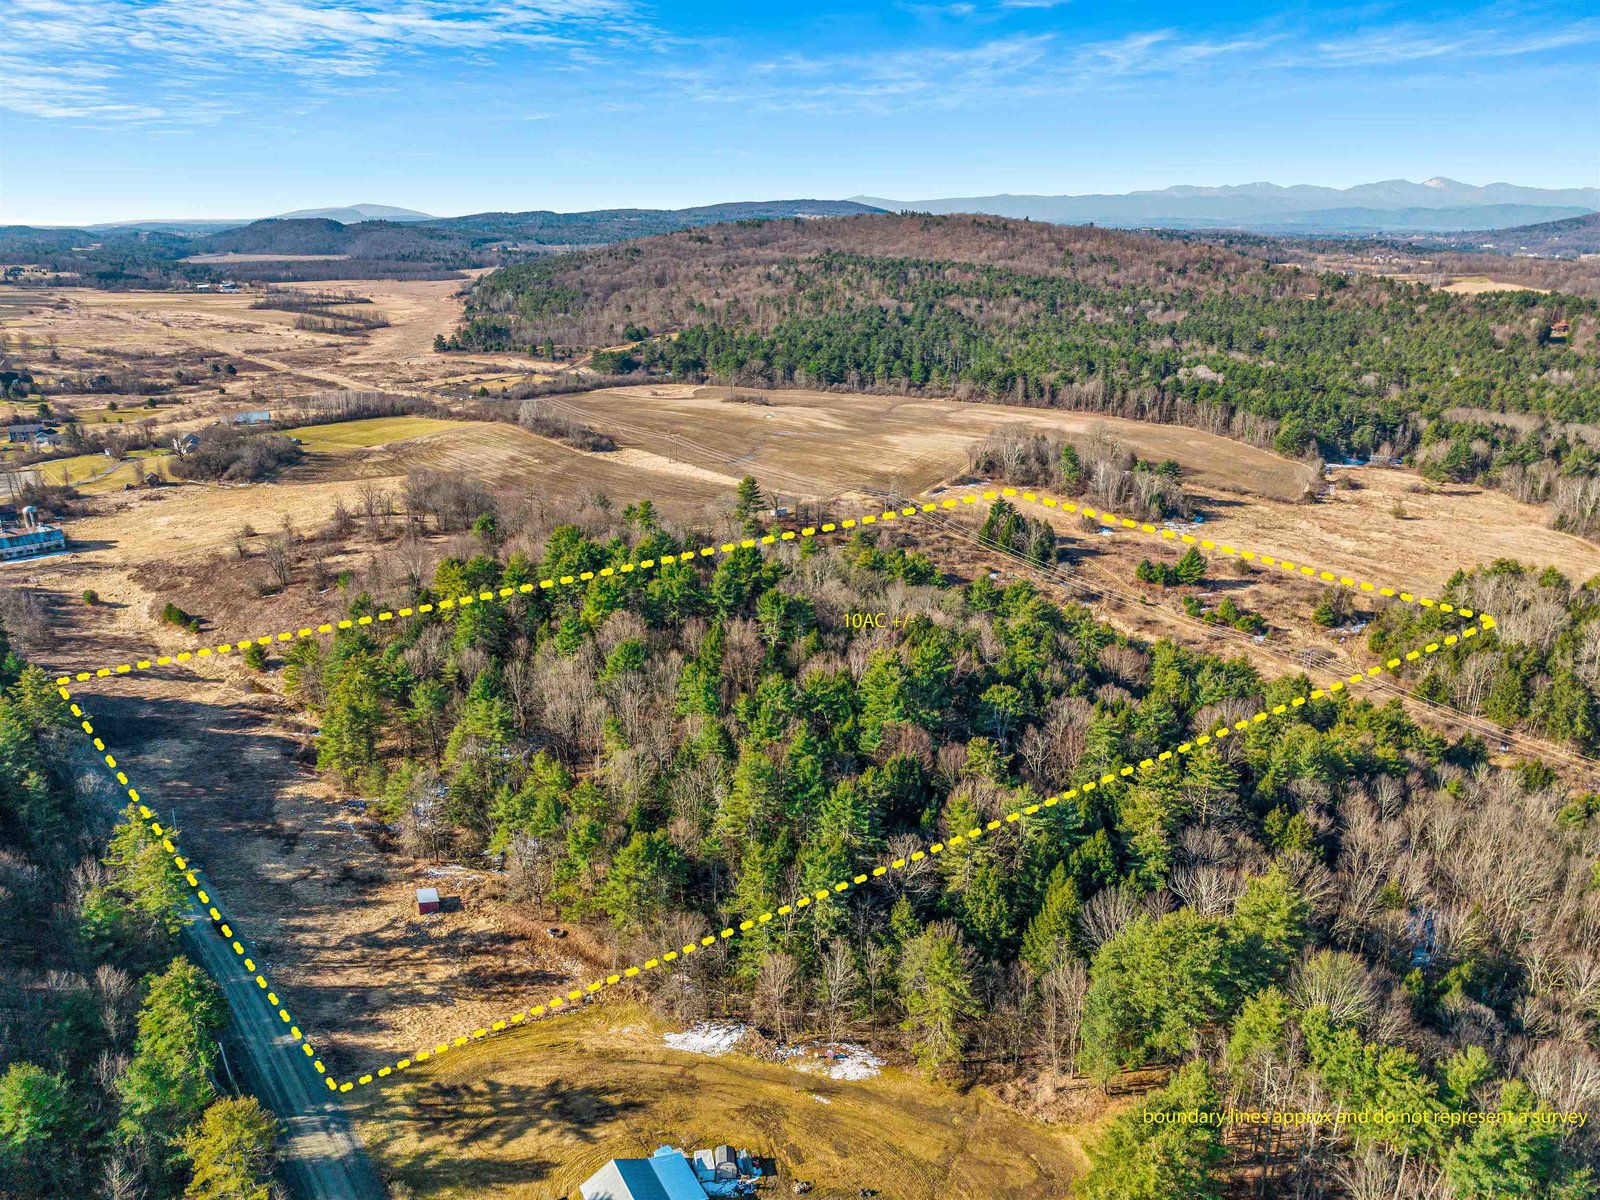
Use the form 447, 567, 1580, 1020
282, 415, 478, 451
349, 1004, 1089, 1200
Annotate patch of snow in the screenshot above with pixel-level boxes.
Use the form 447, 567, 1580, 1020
663, 1022, 748, 1056
779, 1041, 884, 1081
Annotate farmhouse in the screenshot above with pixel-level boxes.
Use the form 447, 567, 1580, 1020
4, 423, 51, 443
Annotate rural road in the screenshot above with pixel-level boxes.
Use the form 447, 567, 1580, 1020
65, 701, 388, 1200
181, 904, 389, 1200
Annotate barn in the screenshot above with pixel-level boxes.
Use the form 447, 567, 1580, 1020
579, 1147, 707, 1200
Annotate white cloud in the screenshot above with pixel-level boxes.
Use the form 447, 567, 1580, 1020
1303, 19, 1600, 68
0, 61, 169, 122
4, 0, 651, 123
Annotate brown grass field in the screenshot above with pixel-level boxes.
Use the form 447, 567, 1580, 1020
545, 384, 1315, 503
347, 1003, 1094, 1200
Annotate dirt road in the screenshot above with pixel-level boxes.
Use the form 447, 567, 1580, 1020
181, 906, 388, 1200
63, 683, 388, 1200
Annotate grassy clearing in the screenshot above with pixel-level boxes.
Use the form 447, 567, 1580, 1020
349, 1004, 1087, 1200
32, 451, 172, 493
284, 415, 478, 451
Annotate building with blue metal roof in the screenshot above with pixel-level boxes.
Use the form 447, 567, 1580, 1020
579, 1147, 708, 1200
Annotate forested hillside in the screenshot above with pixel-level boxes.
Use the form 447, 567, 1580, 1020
0, 616, 279, 1198
267, 482, 1600, 1197
452, 214, 1600, 528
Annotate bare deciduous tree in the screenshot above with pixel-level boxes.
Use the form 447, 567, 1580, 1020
817, 944, 859, 1042
755, 952, 801, 1043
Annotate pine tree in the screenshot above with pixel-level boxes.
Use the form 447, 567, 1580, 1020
596, 831, 685, 931
117, 958, 226, 1172
83, 804, 189, 955
1078, 910, 1236, 1079
0, 1064, 82, 1197
1021, 863, 1080, 975
782, 728, 827, 826
716, 743, 783, 851
709, 545, 765, 615
1173, 546, 1207, 585
857, 649, 911, 751
1079, 1062, 1226, 1200
316, 656, 386, 784
733, 475, 765, 534
898, 922, 977, 1075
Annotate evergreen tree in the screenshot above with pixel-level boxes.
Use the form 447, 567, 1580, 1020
81, 804, 189, 958
117, 958, 226, 1174
596, 831, 685, 931
0, 1064, 82, 1198
733, 475, 765, 534
1079, 1062, 1226, 1200
898, 922, 977, 1075
179, 1097, 278, 1200
1173, 546, 1207, 585
1078, 910, 1238, 1079
857, 649, 911, 751
316, 655, 387, 784
1021, 863, 1080, 975
1442, 1080, 1584, 1200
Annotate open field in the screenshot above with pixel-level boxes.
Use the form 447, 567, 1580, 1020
1436, 274, 1551, 294
349, 1004, 1092, 1200
0, 276, 506, 417
295, 421, 737, 509
546, 384, 1317, 503
36, 590, 607, 1074
23, 447, 174, 492
283, 415, 478, 451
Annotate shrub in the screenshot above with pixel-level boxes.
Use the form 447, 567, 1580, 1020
242, 643, 267, 671
82, 590, 99, 606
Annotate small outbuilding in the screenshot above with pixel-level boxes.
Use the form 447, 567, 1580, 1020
415, 887, 440, 915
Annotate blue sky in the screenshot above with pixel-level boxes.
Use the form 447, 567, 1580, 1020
3, 0, 1598, 224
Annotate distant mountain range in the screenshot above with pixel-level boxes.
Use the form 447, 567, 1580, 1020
851, 178, 1600, 234
7, 186, 1598, 289
271, 203, 436, 223
0, 200, 887, 286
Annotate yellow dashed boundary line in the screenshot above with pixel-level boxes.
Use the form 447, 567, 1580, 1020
60, 685, 334, 1085
59, 608, 1484, 1092
53, 485, 1488, 690
52, 483, 1498, 1095
981, 485, 1489, 622
56, 501, 940, 687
